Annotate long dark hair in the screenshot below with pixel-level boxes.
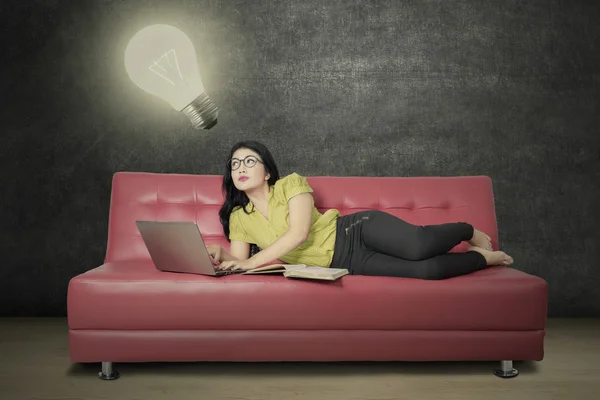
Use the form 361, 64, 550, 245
218, 140, 280, 245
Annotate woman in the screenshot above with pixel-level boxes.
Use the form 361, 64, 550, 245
207, 140, 514, 279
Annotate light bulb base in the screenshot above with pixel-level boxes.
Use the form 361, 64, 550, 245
181, 92, 219, 130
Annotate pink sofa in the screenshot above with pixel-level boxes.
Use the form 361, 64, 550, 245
67, 172, 548, 380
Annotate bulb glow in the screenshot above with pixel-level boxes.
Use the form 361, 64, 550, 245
124, 24, 218, 129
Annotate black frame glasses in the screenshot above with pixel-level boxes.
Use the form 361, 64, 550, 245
228, 155, 264, 171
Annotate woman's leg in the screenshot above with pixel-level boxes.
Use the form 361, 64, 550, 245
359, 250, 488, 280
360, 210, 475, 261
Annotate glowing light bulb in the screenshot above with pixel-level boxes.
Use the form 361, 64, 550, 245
124, 24, 218, 129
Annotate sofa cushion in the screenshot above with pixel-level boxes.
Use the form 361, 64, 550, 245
68, 261, 547, 332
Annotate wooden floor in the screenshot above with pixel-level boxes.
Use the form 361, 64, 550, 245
0, 318, 598, 400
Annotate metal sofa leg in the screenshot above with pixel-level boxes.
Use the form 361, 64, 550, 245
98, 362, 120, 380
493, 360, 519, 378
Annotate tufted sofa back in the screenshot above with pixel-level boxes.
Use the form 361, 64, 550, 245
104, 172, 499, 263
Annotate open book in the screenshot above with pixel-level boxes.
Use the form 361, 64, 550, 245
243, 264, 349, 281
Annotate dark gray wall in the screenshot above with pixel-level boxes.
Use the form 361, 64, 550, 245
1, 0, 598, 317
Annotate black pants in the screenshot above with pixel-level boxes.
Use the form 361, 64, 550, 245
329, 210, 487, 280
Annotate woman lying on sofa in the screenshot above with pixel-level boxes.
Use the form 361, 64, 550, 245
206, 140, 514, 279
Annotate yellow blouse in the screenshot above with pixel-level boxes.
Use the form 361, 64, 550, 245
228, 173, 340, 267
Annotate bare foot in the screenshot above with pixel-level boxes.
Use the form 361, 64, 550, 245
468, 246, 514, 266
468, 229, 493, 251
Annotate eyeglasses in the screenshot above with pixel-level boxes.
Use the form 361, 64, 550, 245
228, 155, 264, 171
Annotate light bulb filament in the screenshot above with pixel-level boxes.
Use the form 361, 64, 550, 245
149, 49, 184, 86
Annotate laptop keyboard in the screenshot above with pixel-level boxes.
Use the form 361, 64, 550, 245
216, 269, 242, 276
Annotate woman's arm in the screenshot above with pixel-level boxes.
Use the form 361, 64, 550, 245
247, 192, 314, 267
246, 230, 307, 267
208, 239, 250, 264
220, 241, 250, 262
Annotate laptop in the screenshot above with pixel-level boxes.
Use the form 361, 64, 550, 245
135, 220, 245, 276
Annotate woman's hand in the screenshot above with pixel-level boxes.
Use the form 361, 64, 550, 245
206, 244, 222, 265
217, 259, 256, 271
